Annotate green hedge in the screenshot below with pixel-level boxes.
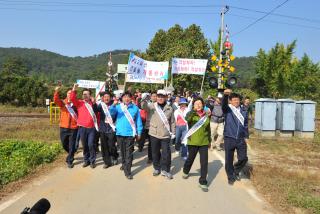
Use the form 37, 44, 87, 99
0, 140, 62, 186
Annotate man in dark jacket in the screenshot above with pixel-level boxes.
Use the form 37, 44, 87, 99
96, 91, 118, 168
222, 89, 249, 185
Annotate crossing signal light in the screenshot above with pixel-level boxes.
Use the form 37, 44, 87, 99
226, 75, 237, 88
209, 76, 218, 88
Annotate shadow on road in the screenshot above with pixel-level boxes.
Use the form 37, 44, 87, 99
207, 160, 223, 187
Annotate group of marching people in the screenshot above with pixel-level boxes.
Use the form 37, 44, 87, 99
54, 84, 249, 192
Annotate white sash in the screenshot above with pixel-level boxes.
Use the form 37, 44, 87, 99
229, 104, 244, 126
154, 103, 172, 136
120, 103, 136, 137
84, 102, 99, 131
176, 108, 188, 124
100, 102, 116, 132
65, 103, 78, 121
182, 115, 207, 145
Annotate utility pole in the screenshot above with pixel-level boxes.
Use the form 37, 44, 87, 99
218, 6, 229, 94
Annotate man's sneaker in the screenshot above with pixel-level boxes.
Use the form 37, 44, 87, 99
228, 178, 235, 186
234, 173, 241, 181
153, 170, 160, 176
161, 171, 173, 179
112, 159, 118, 166
82, 162, 90, 168
199, 184, 209, 192
120, 165, 124, 171
126, 174, 133, 180
90, 163, 96, 169
103, 164, 110, 169
67, 163, 74, 169
182, 173, 189, 179
182, 156, 187, 161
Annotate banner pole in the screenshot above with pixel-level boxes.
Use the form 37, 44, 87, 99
123, 73, 127, 91
200, 71, 206, 95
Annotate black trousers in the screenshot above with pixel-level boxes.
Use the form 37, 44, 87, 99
150, 136, 171, 172
183, 145, 208, 185
138, 129, 152, 161
224, 137, 248, 180
60, 128, 78, 164
100, 132, 118, 166
117, 136, 134, 176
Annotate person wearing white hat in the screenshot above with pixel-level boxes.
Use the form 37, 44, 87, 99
141, 89, 176, 179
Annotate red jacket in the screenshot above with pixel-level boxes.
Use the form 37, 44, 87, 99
53, 92, 78, 129
70, 90, 96, 128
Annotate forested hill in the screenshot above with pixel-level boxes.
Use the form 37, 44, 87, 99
0, 48, 130, 83
0, 47, 256, 85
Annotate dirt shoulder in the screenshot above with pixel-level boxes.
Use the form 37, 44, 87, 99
249, 136, 320, 214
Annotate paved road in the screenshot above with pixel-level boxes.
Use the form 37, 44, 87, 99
0, 147, 274, 214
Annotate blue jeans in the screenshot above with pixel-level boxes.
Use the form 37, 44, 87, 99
79, 127, 96, 164
175, 125, 188, 158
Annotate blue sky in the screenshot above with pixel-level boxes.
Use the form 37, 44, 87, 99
0, 0, 319, 62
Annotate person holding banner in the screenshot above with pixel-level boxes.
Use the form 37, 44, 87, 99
71, 84, 99, 169
222, 89, 249, 185
53, 86, 78, 168
110, 91, 143, 180
181, 97, 211, 192
141, 90, 176, 179
96, 91, 118, 168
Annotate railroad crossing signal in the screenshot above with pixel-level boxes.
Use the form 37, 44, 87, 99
208, 46, 237, 89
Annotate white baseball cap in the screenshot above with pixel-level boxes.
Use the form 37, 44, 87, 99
157, 89, 167, 96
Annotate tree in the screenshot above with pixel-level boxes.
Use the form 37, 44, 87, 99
145, 24, 210, 93
1, 57, 29, 77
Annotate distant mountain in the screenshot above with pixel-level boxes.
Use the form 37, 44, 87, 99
0, 48, 131, 84
0, 47, 256, 86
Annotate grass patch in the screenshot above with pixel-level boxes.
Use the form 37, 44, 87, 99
0, 140, 62, 187
0, 118, 59, 143
0, 104, 47, 114
251, 136, 320, 214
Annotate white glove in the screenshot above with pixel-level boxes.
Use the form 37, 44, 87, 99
141, 93, 149, 100
171, 134, 176, 139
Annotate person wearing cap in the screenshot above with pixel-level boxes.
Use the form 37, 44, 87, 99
210, 96, 225, 151
141, 89, 176, 179
53, 85, 78, 168
70, 84, 98, 169
182, 97, 211, 192
109, 91, 143, 180
174, 97, 192, 160
96, 91, 118, 168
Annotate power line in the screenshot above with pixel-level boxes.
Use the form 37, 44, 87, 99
0, 6, 220, 15
0, 0, 319, 24
230, 5, 320, 24
0, 0, 319, 27
229, 13, 320, 31
231, 0, 291, 37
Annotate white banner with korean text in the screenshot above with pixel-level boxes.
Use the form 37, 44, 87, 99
126, 53, 168, 84
171, 58, 208, 75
